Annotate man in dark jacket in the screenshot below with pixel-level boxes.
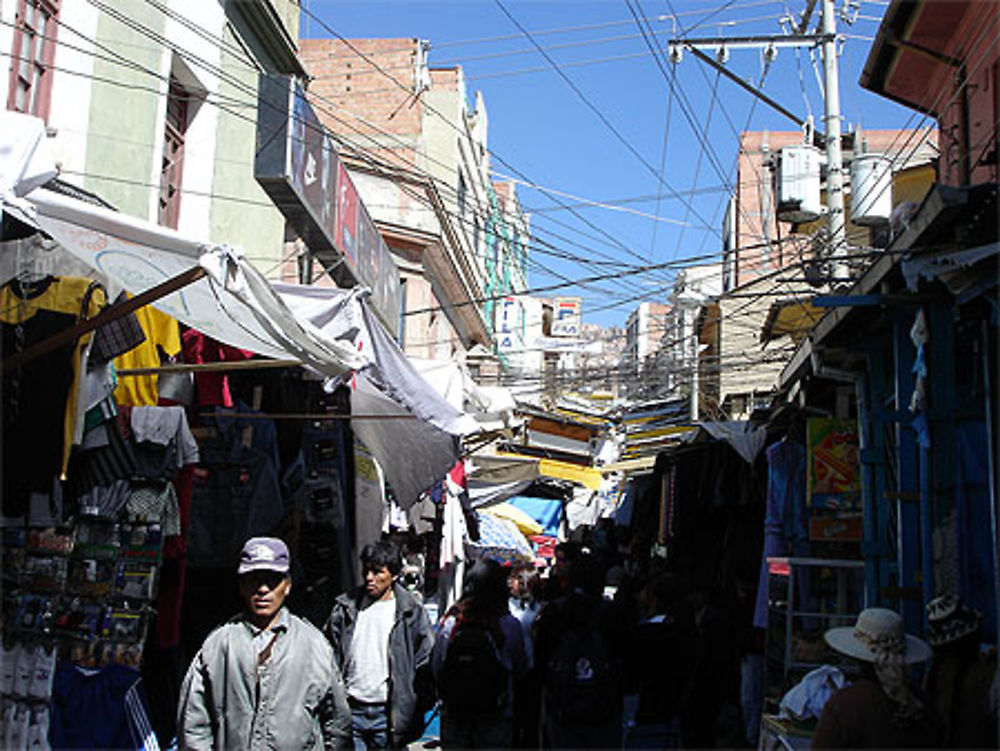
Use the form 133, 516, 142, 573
324, 539, 434, 749
178, 537, 351, 750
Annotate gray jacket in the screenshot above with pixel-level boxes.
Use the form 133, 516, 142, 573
178, 610, 351, 750
324, 584, 434, 747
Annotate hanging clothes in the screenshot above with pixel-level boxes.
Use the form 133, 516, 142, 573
1, 276, 105, 516
49, 661, 159, 750
180, 329, 254, 408
113, 301, 181, 408
753, 438, 808, 628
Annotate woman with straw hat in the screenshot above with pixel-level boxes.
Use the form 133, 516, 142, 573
812, 607, 942, 748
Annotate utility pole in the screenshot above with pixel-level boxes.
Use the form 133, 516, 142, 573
821, 0, 847, 278
668, 0, 851, 280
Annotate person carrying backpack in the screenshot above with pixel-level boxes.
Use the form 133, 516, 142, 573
432, 558, 528, 749
534, 551, 626, 749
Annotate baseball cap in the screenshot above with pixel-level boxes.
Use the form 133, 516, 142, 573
238, 537, 290, 575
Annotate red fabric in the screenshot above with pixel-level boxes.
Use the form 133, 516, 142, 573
180, 330, 254, 407
154, 463, 194, 648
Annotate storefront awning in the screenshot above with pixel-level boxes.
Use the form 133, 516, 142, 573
4, 112, 473, 509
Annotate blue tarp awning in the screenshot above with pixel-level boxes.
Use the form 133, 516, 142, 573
507, 496, 563, 536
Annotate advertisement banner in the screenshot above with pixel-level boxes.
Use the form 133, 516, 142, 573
335, 161, 359, 271
807, 417, 861, 510
552, 297, 581, 337
496, 296, 517, 352
255, 74, 399, 336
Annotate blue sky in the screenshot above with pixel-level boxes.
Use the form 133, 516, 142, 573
302, 1, 926, 327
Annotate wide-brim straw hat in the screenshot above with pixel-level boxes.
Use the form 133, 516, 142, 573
825, 607, 932, 665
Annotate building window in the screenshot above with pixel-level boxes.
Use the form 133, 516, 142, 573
7, 0, 60, 120
158, 77, 189, 229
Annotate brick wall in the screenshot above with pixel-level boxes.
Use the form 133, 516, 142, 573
299, 38, 424, 169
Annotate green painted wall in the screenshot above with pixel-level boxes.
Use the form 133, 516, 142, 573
211, 24, 284, 277
84, 3, 163, 219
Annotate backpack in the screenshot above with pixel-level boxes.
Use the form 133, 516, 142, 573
439, 617, 508, 715
544, 611, 620, 725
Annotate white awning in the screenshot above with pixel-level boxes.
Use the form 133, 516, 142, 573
5, 112, 476, 508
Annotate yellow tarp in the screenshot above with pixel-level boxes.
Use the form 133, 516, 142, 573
538, 458, 603, 490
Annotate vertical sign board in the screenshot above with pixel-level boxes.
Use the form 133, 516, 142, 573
551, 297, 582, 337
335, 161, 359, 270
495, 296, 517, 352
807, 417, 861, 510
255, 74, 400, 339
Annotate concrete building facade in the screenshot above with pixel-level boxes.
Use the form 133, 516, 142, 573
620, 301, 670, 400
706, 127, 940, 418
658, 262, 722, 412
299, 38, 530, 369
3, 0, 306, 278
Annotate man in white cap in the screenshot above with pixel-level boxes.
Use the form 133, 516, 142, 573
178, 536, 351, 750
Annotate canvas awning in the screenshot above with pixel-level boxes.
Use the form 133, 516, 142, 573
761, 298, 823, 344
4, 112, 474, 508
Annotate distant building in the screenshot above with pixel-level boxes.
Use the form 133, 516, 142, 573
299, 38, 529, 370
659, 262, 722, 415
726, 129, 938, 290
706, 127, 939, 419
621, 302, 670, 400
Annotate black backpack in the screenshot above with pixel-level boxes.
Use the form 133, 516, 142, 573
439, 617, 508, 715
544, 611, 620, 725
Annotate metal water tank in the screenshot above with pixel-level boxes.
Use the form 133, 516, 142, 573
777, 145, 823, 223
850, 153, 892, 226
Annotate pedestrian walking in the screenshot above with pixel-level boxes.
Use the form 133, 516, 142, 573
534, 551, 625, 749
177, 536, 351, 750
324, 539, 435, 750
433, 558, 528, 748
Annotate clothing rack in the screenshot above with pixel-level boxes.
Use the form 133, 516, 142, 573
2, 266, 207, 373
116, 358, 301, 377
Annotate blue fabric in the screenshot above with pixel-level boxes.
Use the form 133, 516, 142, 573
350, 702, 389, 751
187, 445, 284, 568
956, 420, 997, 638
912, 411, 932, 449
753, 440, 809, 628
50, 662, 157, 750
470, 512, 533, 563
212, 402, 281, 478
507, 496, 563, 536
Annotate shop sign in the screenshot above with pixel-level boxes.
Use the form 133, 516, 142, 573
807, 417, 861, 509
255, 74, 400, 337
496, 296, 517, 352
551, 297, 581, 337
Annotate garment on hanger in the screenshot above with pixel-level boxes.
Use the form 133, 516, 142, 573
753, 438, 808, 628
114, 301, 181, 408
180, 329, 254, 408
49, 661, 159, 751
1, 276, 105, 516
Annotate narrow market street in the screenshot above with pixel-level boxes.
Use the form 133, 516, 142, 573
1, 0, 997, 749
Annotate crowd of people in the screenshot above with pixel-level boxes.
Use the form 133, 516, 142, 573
174, 533, 998, 751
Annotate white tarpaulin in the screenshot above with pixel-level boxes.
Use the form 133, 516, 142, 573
275, 282, 477, 507
6, 112, 476, 508
688, 420, 767, 464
